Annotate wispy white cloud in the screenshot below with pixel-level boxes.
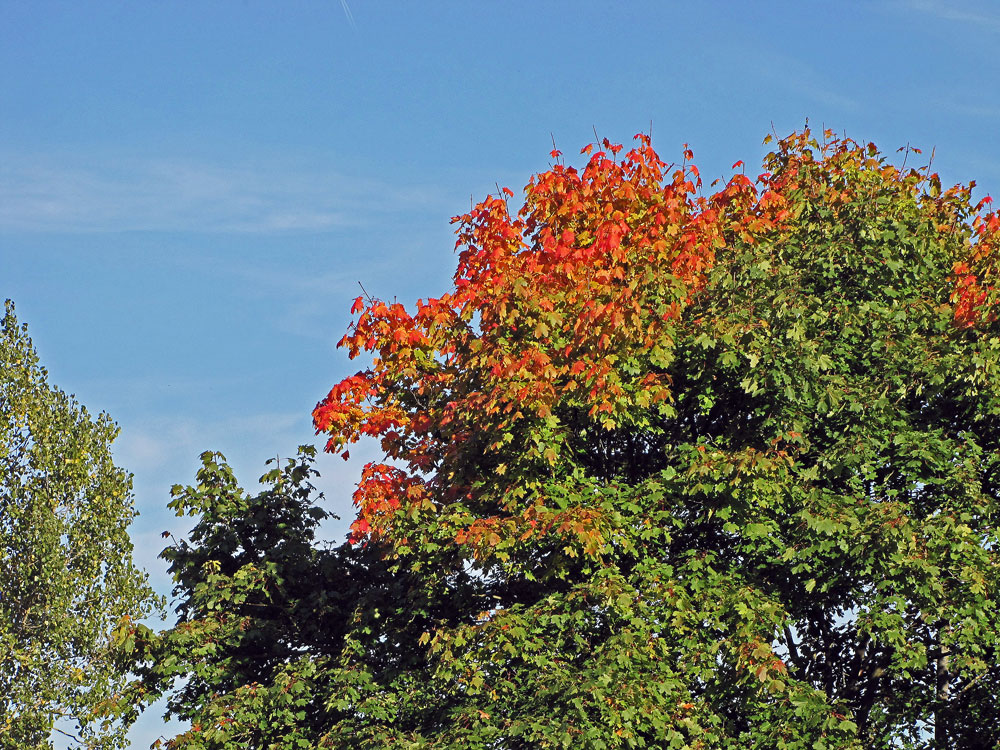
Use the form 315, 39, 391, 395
743, 49, 861, 115
778, 76, 860, 113
340, 0, 357, 31
898, 0, 1000, 31
0, 153, 450, 234
115, 410, 304, 481
927, 100, 1000, 120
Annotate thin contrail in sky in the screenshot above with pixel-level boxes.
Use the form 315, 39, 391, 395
340, 0, 357, 31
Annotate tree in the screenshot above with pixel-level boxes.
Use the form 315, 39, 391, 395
129, 447, 408, 749
136, 129, 999, 749
1, 301, 160, 749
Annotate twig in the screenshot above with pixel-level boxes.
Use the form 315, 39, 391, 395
358, 281, 374, 304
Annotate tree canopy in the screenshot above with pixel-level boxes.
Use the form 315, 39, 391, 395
135, 129, 1000, 749
1, 300, 160, 749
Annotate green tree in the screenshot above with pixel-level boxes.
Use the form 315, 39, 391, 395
1, 300, 160, 749
136, 129, 1000, 748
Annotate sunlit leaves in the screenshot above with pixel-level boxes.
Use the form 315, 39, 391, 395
1, 300, 160, 750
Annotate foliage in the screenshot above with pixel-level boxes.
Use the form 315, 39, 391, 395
138, 129, 1000, 748
0, 300, 161, 749
129, 447, 431, 749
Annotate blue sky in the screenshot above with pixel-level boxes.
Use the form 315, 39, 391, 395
2, 1, 999, 746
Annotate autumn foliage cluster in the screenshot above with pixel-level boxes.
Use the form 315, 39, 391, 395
136, 129, 1000, 749
315, 129, 997, 552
